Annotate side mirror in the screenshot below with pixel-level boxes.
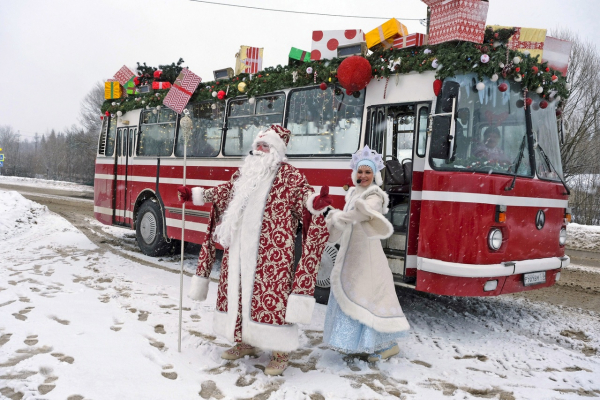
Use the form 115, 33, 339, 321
430, 81, 460, 159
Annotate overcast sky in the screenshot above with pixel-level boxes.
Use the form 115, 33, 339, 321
1, 0, 598, 141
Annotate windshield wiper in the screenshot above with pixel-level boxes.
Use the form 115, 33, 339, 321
535, 142, 570, 195
504, 135, 527, 191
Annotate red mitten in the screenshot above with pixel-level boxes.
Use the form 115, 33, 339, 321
313, 186, 333, 210
177, 186, 192, 203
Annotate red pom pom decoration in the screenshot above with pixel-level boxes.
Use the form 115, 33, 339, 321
545, 67, 550, 72
319, 82, 328, 90
217, 90, 226, 100
532, 66, 539, 74
153, 70, 162, 79
525, 98, 533, 106
100, 116, 104, 120
540, 100, 548, 109
498, 83, 508, 92
337, 56, 372, 92
133, 77, 140, 86
551, 75, 558, 82
433, 79, 443, 96
105, 111, 110, 116
515, 67, 520, 72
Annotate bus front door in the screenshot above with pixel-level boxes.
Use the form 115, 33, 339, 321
113, 127, 136, 226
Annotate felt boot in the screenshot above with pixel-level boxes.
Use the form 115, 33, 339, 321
367, 344, 399, 363
264, 351, 289, 376
221, 342, 257, 360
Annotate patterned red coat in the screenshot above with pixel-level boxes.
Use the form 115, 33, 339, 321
188, 163, 329, 352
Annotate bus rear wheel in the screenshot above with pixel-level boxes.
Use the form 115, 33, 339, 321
136, 199, 172, 256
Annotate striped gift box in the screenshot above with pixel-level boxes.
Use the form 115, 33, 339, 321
392, 33, 428, 49
163, 68, 202, 115
423, 0, 489, 45
114, 65, 136, 86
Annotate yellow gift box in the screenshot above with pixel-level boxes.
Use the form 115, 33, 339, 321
366, 18, 409, 50
490, 25, 547, 61
104, 81, 122, 100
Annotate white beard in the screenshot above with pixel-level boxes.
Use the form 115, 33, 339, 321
213, 150, 285, 248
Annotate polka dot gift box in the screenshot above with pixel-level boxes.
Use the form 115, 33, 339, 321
310, 29, 366, 61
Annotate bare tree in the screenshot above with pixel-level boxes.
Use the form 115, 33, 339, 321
551, 28, 600, 224
79, 81, 106, 135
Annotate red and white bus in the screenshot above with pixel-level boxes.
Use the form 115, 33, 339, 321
94, 69, 570, 298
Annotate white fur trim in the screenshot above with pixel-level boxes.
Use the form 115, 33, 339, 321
284, 294, 315, 325
354, 198, 394, 239
188, 275, 209, 302
242, 319, 299, 352
306, 192, 327, 216
359, 185, 390, 214
191, 187, 205, 206
252, 130, 287, 158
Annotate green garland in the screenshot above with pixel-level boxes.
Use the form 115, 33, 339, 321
101, 29, 569, 115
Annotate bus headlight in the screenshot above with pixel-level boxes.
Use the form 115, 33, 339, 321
488, 228, 503, 251
559, 228, 567, 246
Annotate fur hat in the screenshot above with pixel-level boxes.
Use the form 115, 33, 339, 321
252, 125, 291, 157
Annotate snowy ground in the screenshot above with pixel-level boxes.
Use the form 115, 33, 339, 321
0, 176, 93, 192
567, 223, 600, 253
1, 191, 599, 400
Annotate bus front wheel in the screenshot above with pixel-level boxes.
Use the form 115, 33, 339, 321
136, 200, 172, 256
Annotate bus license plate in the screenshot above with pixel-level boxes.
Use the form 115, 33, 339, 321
523, 271, 546, 286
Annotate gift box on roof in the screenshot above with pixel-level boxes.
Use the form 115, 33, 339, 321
152, 81, 172, 90
310, 29, 365, 61
104, 81, 122, 99
392, 33, 428, 49
235, 46, 264, 75
542, 36, 573, 77
366, 18, 409, 50
163, 68, 202, 114
113, 65, 136, 85
422, 0, 489, 45
125, 78, 137, 95
491, 25, 547, 60
288, 47, 311, 65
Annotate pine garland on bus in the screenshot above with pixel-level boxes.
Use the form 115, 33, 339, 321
100, 28, 570, 116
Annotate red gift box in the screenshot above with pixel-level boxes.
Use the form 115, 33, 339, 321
152, 81, 172, 90
542, 36, 572, 77
113, 65, 136, 86
422, 0, 489, 45
392, 33, 428, 49
163, 68, 202, 114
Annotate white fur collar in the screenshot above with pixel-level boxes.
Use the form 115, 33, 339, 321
345, 185, 389, 214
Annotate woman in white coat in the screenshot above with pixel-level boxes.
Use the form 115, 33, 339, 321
323, 145, 410, 362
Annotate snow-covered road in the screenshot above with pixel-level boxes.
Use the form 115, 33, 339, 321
1, 190, 600, 399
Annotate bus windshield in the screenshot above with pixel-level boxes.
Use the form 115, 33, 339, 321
529, 93, 564, 181
431, 73, 532, 177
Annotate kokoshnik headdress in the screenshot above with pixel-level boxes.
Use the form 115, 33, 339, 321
350, 145, 385, 172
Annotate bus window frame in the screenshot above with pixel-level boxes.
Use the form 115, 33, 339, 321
136, 108, 178, 158
284, 85, 365, 158
416, 105, 430, 158
174, 100, 225, 158
222, 92, 286, 157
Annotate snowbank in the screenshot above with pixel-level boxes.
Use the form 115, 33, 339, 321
567, 223, 600, 252
0, 191, 48, 240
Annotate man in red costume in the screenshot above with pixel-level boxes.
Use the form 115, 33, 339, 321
177, 125, 331, 375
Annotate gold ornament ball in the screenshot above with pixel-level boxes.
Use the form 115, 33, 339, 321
238, 82, 247, 93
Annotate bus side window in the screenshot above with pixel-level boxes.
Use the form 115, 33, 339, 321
175, 101, 224, 157
224, 94, 285, 156
416, 107, 429, 158
138, 109, 177, 157
104, 117, 117, 157
285, 86, 364, 155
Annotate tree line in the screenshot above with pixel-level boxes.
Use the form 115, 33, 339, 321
0, 30, 598, 223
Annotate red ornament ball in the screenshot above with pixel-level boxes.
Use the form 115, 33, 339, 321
498, 83, 508, 92
433, 79, 443, 96
515, 67, 520, 72
525, 98, 533, 106
552, 75, 558, 81
153, 70, 162, 79
337, 56, 373, 92
532, 66, 539, 74
319, 82, 328, 90
217, 90, 226, 100
133, 77, 140, 86
105, 111, 110, 116
545, 67, 550, 72
540, 100, 549, 109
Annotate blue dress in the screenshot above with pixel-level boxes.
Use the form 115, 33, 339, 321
323, 292, 407, 354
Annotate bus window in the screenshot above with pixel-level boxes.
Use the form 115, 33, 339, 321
286, 86, 364, 155
224, 94, 285, 156
104, 117, 117, 157
137, 108, 177, 157
416, 107, 429, 157
175, 102, 224, 157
